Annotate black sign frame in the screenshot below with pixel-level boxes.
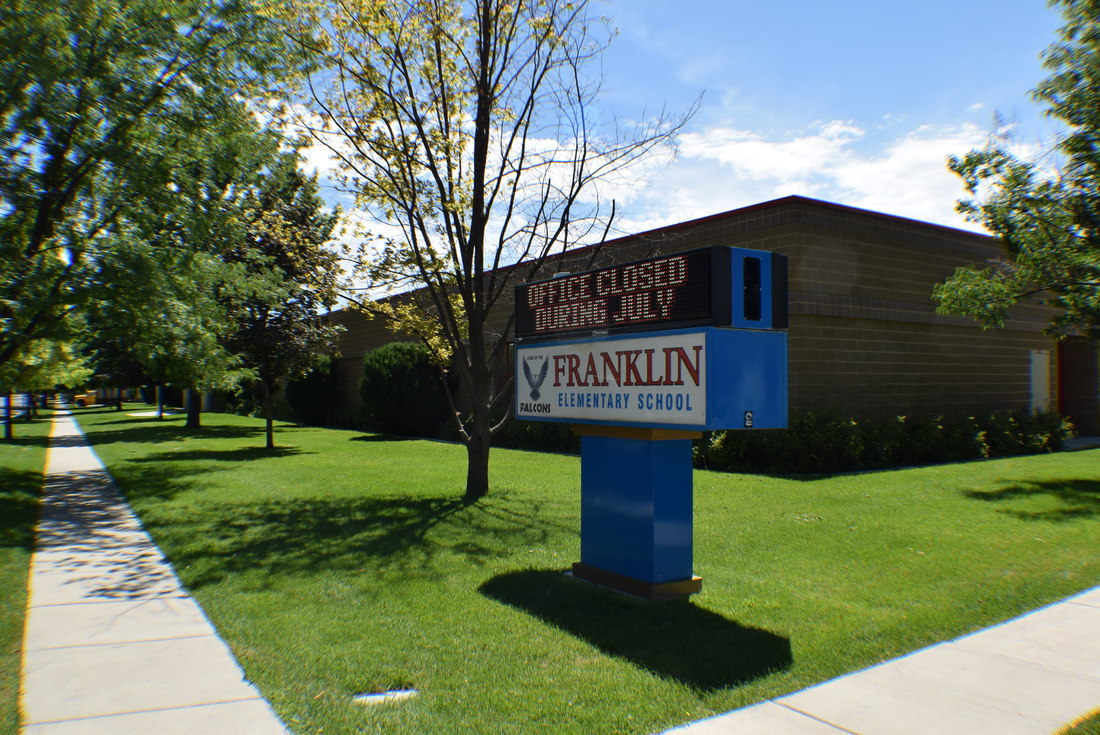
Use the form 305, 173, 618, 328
515, 246, 733, 343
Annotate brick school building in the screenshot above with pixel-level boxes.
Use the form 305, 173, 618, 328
327, 196, 1099, 434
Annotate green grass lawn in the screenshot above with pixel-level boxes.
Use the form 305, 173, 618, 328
1060, 709, 1100, 735
73, 406, 1100, 735
0, 411, 51, 735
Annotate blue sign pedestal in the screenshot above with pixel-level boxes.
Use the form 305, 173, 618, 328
571, 425, 703, 599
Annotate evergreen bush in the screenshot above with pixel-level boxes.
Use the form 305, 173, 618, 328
285, 355, 339, 426
360, 342, 452, 438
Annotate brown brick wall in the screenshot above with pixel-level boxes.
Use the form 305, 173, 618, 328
788, 316, 1052, 418
328, 307, 415, 421
328, 197, 1061, 422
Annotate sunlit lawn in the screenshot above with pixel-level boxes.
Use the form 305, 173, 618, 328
74, 405, 1100, 734
1059, 708, 1100, 735
0, 411, 51, 735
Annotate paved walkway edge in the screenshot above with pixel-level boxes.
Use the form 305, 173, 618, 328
19, 409, 289, 735
663, 585, 1100, 735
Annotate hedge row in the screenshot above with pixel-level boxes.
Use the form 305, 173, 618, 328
343, 341, 1077, 475
492, 417, 580, 455
694, 408, 1073, 475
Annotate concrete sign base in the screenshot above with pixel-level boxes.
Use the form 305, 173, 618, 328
571, 563, 702, 600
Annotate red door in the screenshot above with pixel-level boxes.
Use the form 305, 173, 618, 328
1058, 339, 1099, 435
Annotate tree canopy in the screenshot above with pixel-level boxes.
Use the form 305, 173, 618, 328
0, 0, 311, 383
934, 0, 1100, 337
226, 149, 344, 449
301, 0, 691, 498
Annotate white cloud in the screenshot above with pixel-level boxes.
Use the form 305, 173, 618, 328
679, 120, 865, 183
612, 119, 995, 234
293, 107, 1007, 249
830, 124, 987, 225
298, 136, 345, 179
284, 107, 354, 186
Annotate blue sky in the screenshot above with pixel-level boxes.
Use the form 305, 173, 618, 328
302, 1, 1068, 240
590, 0, 1065, 235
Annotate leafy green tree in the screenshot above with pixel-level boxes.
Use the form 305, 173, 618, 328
934, 0, 1100, 337
84, 102, 286, 427
226, 150, 344, 449
0, 0, 308, 379
90, 233, 256, 423
301, 0, 690, 499
85, 336, 149, 410
0, 338, 92, 439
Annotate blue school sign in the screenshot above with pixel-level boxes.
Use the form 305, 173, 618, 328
514, 246, 788, 598
515, 327, 787, 430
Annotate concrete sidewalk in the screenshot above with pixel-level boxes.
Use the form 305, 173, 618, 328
19, 409, 288, 734
17, 410, 1100, 735
664, 586, 1100, 735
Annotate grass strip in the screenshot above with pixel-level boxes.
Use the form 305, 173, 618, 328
0, 410, 52, 735
75, 406, 1100, 735
1059, 708, 1100, 735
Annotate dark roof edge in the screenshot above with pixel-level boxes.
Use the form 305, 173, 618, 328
570, 195, 997, 256
326, 196, 999, 317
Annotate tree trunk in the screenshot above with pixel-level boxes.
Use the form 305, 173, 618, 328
185, 390, 201, 429
156, 384, 164, 420
27, 392, 36, 420
464, 429, 490, 501
463, 378, 493, 501
115, 387, 123, 411
263, 385, 275, 450
3, 391, 12, 441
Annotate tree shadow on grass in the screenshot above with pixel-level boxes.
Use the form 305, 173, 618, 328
964, 478, 1100, 521
0, 467, 41, 550
80, 423, 265, 446
1, 431, 52, 449
104, 460, 556, 587
479, 569, 792, 692
84, 414, 185, 426
350, 434, 415, 443
128, 445, 310, 463
173, 494, 554, 589
66, 406, 128, 417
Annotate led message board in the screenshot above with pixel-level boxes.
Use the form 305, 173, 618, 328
512, 245, 789, 599
515, 248, 726, 342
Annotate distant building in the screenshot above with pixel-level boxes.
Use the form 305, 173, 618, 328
329, 196, 1099, 434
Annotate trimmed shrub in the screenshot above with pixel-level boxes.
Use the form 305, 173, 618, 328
285, 355, 339, 426
492, 418, 581, 455
360, 342, 452, 438
696, 408, 1073, 475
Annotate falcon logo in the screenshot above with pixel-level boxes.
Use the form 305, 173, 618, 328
521, 355, 550, 401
